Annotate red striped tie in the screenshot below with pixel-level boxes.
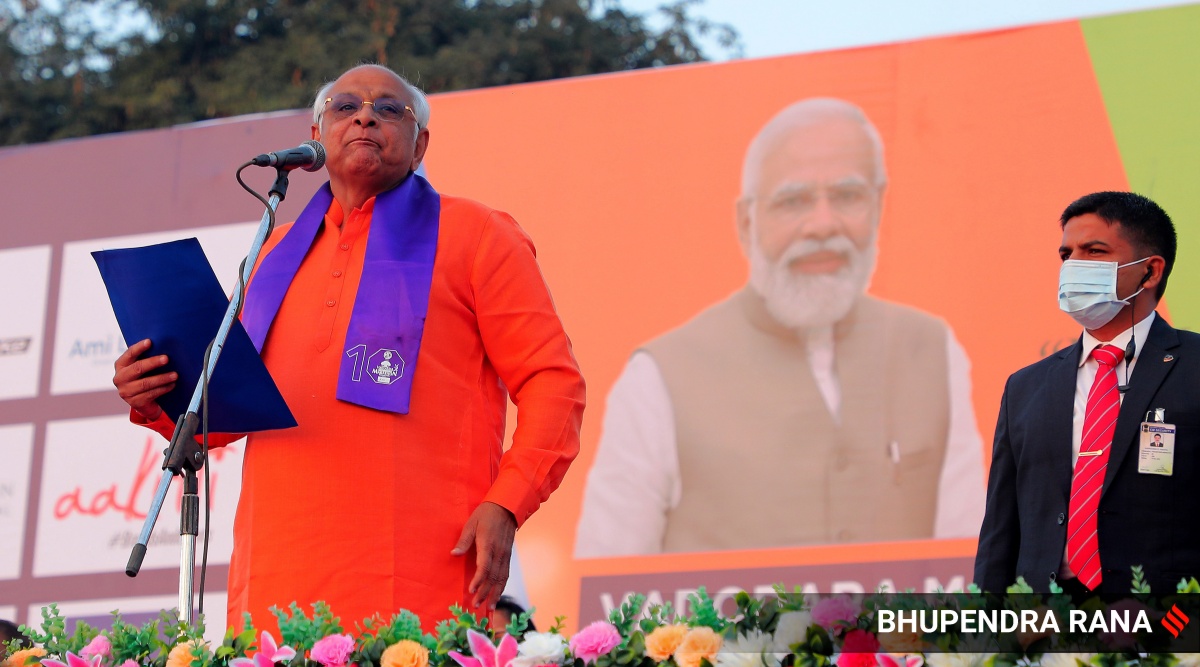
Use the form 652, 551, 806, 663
1066, 344, 1125, 590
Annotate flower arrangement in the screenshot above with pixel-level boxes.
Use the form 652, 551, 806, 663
3, 575, 1198, 667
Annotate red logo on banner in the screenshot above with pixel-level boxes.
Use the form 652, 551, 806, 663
1162, 604, 1190, 638
53, 438, 231, 520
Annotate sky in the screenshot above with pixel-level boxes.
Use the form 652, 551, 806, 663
617, 0, 1199, 60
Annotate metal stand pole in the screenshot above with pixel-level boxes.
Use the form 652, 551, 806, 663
124, 169, 293, 626
177, 469, 200, 624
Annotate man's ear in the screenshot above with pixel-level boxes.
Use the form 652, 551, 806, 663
1142, 256, 1167, 292
311, 122, 321, 142
410, 128, 430, 172
735, 197, 753, 258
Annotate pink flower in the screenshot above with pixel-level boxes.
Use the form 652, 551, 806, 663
841, 630, 880, 655
838, 655, 878, 667
231, 631, 297, 667
568, 622, 622, 663
835, 630, 886, 667
311, 634, 356, 667
812, 596, 861, 631
877, 655, 923, 667
41, 652, 102, 667
448, 630, 519, 667
81, 636, 112, 662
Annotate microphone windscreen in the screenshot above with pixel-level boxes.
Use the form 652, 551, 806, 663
302, 140, 326, 171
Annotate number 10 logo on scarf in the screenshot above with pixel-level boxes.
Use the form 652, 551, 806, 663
345, 344, 405, 385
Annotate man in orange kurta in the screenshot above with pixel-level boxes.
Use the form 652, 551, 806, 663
112, 64, 585, 631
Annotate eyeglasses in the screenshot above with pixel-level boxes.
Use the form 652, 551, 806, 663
324, 93, 415, 123
759, 182, 878, 221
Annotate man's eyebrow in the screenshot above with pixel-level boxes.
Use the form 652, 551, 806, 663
833, 175, 870, 187
1059, 239, 1111, 255
765, 181, 813, 200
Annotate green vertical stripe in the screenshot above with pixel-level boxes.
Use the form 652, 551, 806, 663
1082, 5, 1200, 328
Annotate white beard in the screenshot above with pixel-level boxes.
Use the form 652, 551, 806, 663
748, 227, 877, 330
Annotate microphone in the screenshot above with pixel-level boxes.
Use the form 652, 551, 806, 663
251, 140, 326, 172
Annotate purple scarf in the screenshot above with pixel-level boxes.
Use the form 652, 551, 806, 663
242, 174, 440, 414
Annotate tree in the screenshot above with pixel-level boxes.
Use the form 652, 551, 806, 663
0, 0, 740, 146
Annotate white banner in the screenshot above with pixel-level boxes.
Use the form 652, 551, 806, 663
0, 423, 34, 580
34, 415, 243, 577
0, 246, 52, 401
50, 223, 258, 395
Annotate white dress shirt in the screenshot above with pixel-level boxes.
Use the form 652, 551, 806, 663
1071, 311, 1156, 463
574, 328, 987, 557
1059, 311, 1156, 578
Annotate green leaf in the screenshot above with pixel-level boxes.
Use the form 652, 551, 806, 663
686, 588, 726, 632
1005, 576, 1035, 594
1130, 565, 1152, 595
609, 594, 647, 637
504, 606, 535, 639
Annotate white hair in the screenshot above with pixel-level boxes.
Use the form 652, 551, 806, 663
741, 97, 886, 195
311, 64, 430, 130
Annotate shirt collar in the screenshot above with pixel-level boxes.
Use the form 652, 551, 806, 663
323, 196, 377, 229
1079, 310, 1157, 368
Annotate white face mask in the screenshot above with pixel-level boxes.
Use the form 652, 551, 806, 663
1058, 257, 1149, 330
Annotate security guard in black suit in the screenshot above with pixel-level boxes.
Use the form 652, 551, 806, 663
975, 191, 1200, 598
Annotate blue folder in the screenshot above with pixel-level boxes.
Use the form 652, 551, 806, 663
93, 238, 297, 433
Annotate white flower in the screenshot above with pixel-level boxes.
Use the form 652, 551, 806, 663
512, 632, 568, 667
925, 654, 993, 667
772, 611, 813, 652
1037, 653, 1095, 667
715, 629, 784, 667
1173, 655, 1200, 667
714, 651, 765, 667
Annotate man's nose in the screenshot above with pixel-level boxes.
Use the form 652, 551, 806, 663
802, 194, 842, 239
353, 105, 379, 126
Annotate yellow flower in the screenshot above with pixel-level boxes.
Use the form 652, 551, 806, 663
381, 640, 429, 667
3, 647, 47, 667
166, 641, 200, 667
645, 625, 689, 662
675, 627, 722, 667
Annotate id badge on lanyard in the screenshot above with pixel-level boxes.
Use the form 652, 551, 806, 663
1138, 408, 1175, 476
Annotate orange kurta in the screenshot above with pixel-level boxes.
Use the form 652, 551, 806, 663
137, 192, 584, 631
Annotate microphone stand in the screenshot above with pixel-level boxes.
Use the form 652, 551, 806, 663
125, 168, 294, 626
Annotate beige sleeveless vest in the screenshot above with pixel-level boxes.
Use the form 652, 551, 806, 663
643, 287, 951, 552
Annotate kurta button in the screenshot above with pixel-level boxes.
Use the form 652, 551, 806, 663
340, 243, 349, 251
1057, 512, 1065, 525
326, 300, 335, 307
333, 270, 342, 277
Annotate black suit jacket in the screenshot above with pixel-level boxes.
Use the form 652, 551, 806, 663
975, 314, 1200, 596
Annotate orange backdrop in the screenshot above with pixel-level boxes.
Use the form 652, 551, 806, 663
422, 20, 1132, 627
